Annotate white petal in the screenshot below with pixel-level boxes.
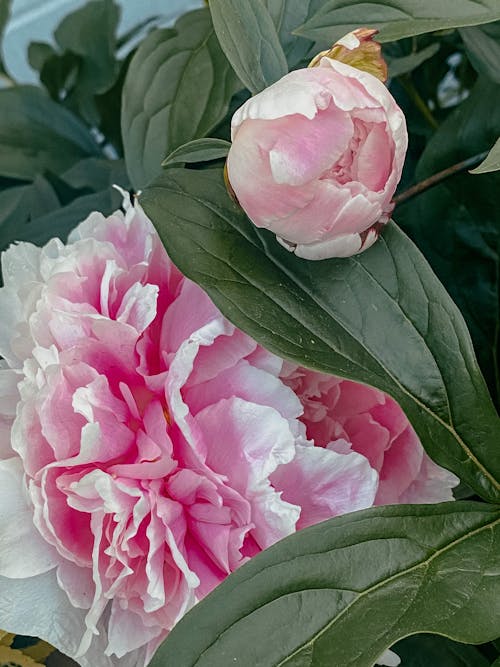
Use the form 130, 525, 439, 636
1, 242, 41, 286
106, 605, 162, 658
0, 457, 59, 578
231, 69, 329, 137
293, 233, 363, 260
375, 648, 401, 666
0, 286, 23, 366
0, 569, 146, 667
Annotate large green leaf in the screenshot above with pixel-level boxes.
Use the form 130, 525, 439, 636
394, 634, 490, 667
209, 0, 288, 94
396, 78, 500, 407
142, 166, 500, 501
121, 8, 241, 190
0, 86, 101, 180
296, 0, 500, 47
150, 502, 500, 666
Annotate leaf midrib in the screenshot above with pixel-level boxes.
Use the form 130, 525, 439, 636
278, 514, 498, 667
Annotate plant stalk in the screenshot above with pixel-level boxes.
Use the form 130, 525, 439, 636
398, 74, 439, 130
394, 151, 489, 207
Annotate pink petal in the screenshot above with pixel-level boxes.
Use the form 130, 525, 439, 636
271, 444, 377, 529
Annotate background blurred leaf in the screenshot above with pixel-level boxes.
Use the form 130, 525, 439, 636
396, 77, 500, 406
52, 0, 120, 124
150, 502, 500, 667
61, 157, 128, 192
26, 0, 121, 126
122, 8, 241, 190
27, 41, 54, 73
296, 0, 500, 47
460, 21, 500, 84
386, 42, 440, 78
0, 0, 11, 79
395, 634, 491, 666
209, 0, 288, 93
0, 159, 126, 253
0, 86, 101, 180
142, 167, 500, 501
45, 652, 78, 666
25, 188, 123, 246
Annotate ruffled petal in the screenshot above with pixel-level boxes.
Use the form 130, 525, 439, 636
271, 444, 377, 529
0, 458, 59, 578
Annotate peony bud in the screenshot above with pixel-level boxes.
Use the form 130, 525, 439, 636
226, 31, 407, 260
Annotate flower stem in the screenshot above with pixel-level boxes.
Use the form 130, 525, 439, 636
394, 151, 489, 207
398, 74, 438, 130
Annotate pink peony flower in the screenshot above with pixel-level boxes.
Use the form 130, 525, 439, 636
0, 198, 455, 666
226, 56, 407, 260
280, 365, 457, 506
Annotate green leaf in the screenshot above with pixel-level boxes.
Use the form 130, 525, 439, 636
396, 78, 500, 407
296, 0, 500, 47
27, 41, 57, 72
121, 9, 241, 190
94, 51, 133, 156
0, 185, 121, 250
470, 137, 500, 174
0, 86, 101, 180
0, 179, 60, 254
162, 138, 230, 168
0, 178, 60, 251
150, 502, 500, 667
0, 160, 125, 253
116, 15, 160, 50
387, 43, 440, 78
53, 0, 119, 86
209, 0, 288, 93
491, 658, 500, 667
394, 634, 490, 666
142, 166, 500, 502
263, 0, 317, 66
27, 188, 122, 245
460, 21, 500, 84
61, 157, 129, 192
